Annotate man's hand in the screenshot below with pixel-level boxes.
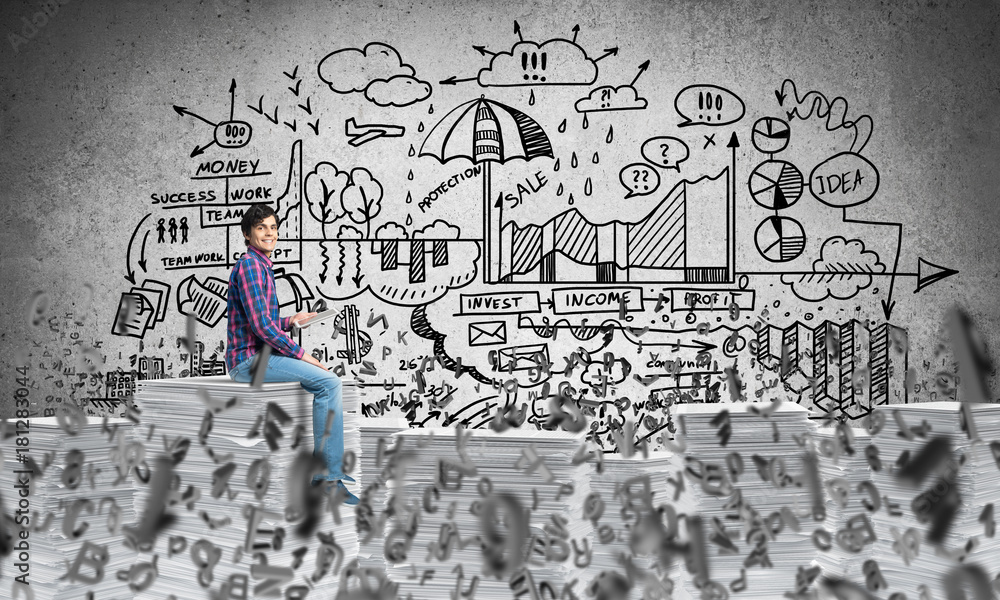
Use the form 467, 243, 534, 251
301, 352, 329, 371
289, 311, 318, 328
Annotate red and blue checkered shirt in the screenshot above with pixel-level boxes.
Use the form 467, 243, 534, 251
225, 244, 304, 371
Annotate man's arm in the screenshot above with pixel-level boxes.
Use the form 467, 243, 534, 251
236, 260, 305, 359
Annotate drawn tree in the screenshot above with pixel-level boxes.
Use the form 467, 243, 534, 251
305, 161, 349, 239
341, 167, 383, 238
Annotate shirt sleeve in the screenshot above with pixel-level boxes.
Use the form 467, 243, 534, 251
237, 260, 305, 360
279, 315, 292, 331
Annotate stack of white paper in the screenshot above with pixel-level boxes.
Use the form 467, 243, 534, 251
356, 417, 409, 572
812, 425, 874, 582
129, 375, 362, 598
673, 402, 818, 599
580, 450, 690, 600
375, 425, 588, 600
867, 402, 1000, 600
0, 417, 137, 600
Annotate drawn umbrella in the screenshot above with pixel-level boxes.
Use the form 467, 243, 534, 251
419, 95, 553, 282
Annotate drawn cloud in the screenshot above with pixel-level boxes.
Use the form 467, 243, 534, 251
575, 85, 647, 113
478, 39, 597, 86
413, 219, 461, 240
318, 42, 432, 107
781, 236, 886, 301
365, 75, 432, 107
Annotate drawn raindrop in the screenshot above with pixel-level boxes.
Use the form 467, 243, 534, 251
408, 144, 415, 157
528, 90, 535, 106
568, 193, 575, 205
553, 158, 560, 172
405, 191, 413, 204
418, 121, 425, 132
582, 113, 589, 129
556, 183, 563, 196
428, 104, 434, 114
584, 178, 592, 196
606, 125, 613, 144
592, 152, 599, 164
407, 170, 414, 180
405, 214, 413, 226
571, 152, 578, 168
558, 119, 567, 133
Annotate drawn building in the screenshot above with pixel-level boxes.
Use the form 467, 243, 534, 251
755, 320, 908, 419
106, 370, 137, 398
138, 356, 165, 380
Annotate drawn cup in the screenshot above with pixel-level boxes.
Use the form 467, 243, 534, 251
619, 163, 659, 198
641, 137, 689, 171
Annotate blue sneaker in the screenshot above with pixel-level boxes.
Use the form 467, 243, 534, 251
313, 473, 356, 485
331, 480, 359, 506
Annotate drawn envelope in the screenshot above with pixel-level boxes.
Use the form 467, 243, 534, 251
496, 344, 549, 372
468, 321, 507, 346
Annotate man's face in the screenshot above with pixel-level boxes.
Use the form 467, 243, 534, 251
245, 215, 278, 257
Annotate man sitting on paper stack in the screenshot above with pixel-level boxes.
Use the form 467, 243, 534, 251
225, 203, 358, 505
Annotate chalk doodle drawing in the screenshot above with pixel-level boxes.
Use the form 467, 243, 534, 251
4, 5, 991, 600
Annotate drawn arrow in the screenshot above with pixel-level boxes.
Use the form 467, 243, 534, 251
620, 329, 717, 351
571, 24, 580, 43
744, 259, 958, 291
774, 87, 786, 106
352, 273, 365, 288
842, 209, 903, 320
728, 132, 740, 282
472, 45, 495, 57
629, 60, 650, 87
440, 76, 477, 86
514, 20, 523, 42
125, 213, 152, 285
593, 47, 619, 63
172, 105, 216, 127
417, 411, 442, 427
344, 117, 405, 147
190, 141, 216, 157
138, 231, 149, 273
228, 78, 236, 121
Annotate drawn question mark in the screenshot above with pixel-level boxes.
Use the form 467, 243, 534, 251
660, 143, 670, 163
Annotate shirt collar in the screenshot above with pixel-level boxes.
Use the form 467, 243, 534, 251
246, 244, 273, 267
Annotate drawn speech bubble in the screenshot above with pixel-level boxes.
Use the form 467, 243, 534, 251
619, 163, 659, 198
641, 137, 690, 171
675, 84, 745, 127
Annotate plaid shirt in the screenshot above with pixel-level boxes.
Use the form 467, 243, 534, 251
225, 244, 304, 371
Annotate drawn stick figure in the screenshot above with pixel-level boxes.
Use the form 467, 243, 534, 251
156, 218, 166, 243
180, 216, 189, 244
168, 218, 177, 244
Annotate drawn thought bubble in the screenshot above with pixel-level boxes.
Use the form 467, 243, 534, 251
641, 137, 689, 171
619, 163, 659, 198
675, 84, 745, 127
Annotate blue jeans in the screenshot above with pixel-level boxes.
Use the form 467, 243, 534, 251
228, 353, 345, 481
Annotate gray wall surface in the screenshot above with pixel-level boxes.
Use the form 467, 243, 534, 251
1, 0, 998, 417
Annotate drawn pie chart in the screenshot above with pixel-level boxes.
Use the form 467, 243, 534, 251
755, 216, 805, 262
748, 159, 804, 209
751, 117, 791, 153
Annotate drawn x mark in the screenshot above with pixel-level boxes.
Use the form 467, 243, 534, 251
703, 134, 716, 148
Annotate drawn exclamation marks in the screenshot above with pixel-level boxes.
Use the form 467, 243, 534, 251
540, 52, 547, 82
521, 52, 529, 80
